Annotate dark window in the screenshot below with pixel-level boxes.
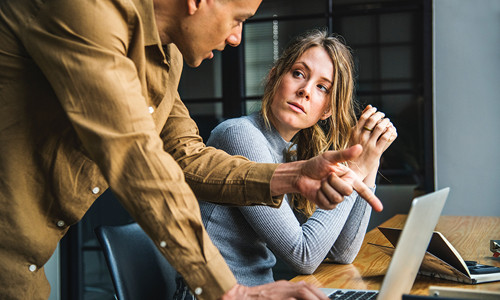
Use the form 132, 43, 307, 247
181, 0, 433, 190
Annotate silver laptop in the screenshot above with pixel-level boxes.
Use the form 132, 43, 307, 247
321, 187, 450, 300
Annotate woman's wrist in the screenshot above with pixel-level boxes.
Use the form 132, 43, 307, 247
362, 166, 379, 187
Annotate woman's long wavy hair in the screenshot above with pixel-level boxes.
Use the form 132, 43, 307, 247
261, 29, 357, 217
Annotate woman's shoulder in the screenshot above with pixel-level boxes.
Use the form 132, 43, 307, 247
207, 113, 272, 155
210, 113, 264, 138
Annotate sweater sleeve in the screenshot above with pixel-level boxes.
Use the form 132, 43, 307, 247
240, 191, 372, 274
208, 117, 373, 274
326, 192, 373, 264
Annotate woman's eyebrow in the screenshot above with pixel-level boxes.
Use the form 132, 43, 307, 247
295, 61, 332, 85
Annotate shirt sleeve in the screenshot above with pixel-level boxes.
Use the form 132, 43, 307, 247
20, 0, 277, 298
159, 96, 280, 207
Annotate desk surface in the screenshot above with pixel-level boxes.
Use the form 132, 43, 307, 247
291, 215, 500, 295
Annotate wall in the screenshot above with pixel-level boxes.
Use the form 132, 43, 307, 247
433, 0, 500, 216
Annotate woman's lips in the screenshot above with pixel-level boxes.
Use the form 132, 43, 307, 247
288, 102, 305, 113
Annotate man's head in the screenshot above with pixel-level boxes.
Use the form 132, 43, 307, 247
155, 0, 262, 67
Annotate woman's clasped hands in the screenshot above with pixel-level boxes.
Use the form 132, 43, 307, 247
348, 104, 398, 186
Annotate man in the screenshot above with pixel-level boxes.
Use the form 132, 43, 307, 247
0, 0, 382, 299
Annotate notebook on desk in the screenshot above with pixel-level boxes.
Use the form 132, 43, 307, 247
321, 187, 450, 300
372, 227, 500, 284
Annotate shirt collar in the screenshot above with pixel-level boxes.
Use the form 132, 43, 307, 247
130, 0, 171, 66
131, 0, 162, 47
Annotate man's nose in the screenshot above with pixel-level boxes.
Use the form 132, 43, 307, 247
226, 23, 243, 47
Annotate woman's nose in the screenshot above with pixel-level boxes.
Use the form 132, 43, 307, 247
297, 86, 310, 100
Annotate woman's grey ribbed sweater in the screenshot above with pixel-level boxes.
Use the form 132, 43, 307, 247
199, 112, 372, 286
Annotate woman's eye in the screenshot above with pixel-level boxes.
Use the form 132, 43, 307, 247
293, 70, 304, 78
318, 84, 328, 92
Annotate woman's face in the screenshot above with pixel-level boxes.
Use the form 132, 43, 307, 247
269, 46, 333, 141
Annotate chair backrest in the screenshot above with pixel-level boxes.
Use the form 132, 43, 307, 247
95, 223, 177, 300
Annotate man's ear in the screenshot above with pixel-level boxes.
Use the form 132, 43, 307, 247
187, 0, 202, 15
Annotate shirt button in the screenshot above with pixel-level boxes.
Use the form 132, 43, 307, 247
194, 287, 203, 295
148, 106, 155, 114
91, 187, 100, 194
159, 241, 167, 248
29, 264, 37, 272
56, 220, 66, 228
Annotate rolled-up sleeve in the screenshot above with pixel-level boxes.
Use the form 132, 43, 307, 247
160, 94, 281, 206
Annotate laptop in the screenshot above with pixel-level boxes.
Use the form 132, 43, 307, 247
321, 187, 450, 300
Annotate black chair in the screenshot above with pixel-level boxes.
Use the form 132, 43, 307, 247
94, 223, 177, 300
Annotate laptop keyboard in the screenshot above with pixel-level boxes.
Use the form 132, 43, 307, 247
328, 290, 379, 299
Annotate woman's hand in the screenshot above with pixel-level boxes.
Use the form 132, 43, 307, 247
348, 105, 397, 186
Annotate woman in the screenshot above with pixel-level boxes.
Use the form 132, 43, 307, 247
175, 29, 397, 298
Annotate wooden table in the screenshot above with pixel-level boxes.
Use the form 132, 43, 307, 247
291, 215, 500, 295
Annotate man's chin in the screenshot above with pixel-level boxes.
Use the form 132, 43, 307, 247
185, 61, 201, 68
184, 56, 205, 68
183, 50, 214, 68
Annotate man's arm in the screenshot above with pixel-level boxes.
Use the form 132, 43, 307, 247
161, 100, 381, 212
22, 0, 239, 298
271, 145, 383, 211
159, 94, 282, 207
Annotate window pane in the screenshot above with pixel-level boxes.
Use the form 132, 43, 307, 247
335, 0, 401, 4
254, 0, 327, 19
380, 12, 413, 43
338, 15, 378, 45
178, 52, 222, 100
334, 2, 425, 186
380, 46, 413, 80
354, 47, 379, 84
380, 81, 415, 93
244, 22, 273, 98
